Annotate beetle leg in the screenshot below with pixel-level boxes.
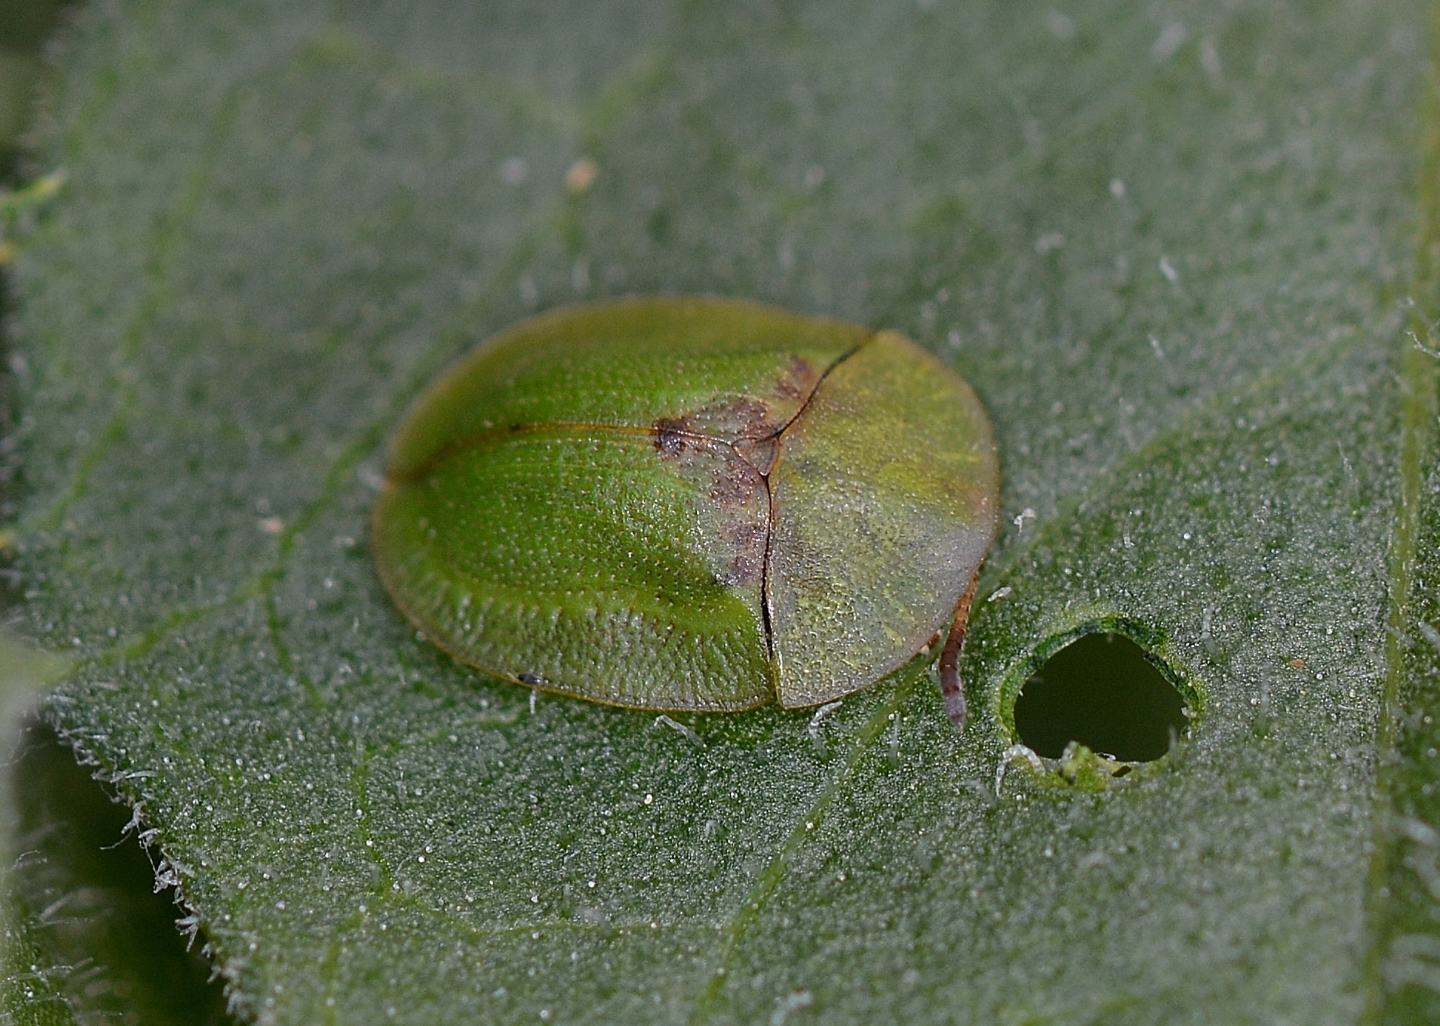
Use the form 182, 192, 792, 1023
938, 571, 980, 731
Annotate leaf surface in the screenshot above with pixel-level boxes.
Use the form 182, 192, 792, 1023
9, 1, 1440, 1023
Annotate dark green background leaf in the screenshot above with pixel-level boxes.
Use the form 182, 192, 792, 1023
7, 1, 1440, 1023
1, 644, 76, 1026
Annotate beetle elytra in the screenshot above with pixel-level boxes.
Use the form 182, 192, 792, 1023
372, 297, 999, 728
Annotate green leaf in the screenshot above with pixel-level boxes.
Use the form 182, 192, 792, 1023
7, 1, 1440, 1023
1, 639, 75, 1026
4, 720, 231, 1026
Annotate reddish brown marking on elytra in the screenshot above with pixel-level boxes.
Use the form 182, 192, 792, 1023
652, 406, 769, 591
712, 395, 774, 440
734, 436, 778, 475
718, 522, 768, 586
727, 521, 767, 549
653, 417, 691, 455
651, 350, 853, 613
710, 457, 765, 508
774, 356, 818, 401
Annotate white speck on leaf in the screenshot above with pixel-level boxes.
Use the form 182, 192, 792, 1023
499, 156, 528, 185
564, 157, 597, 193
1200, 35, 1223, 80
1034, 231, 1065, 255
770, 991, 814, 1025
653, 714, 704, 747
806, 701, 843, 744
995, 744, 1047, 796
1044, 10, 1075, 41
1151, 22, 1187, 62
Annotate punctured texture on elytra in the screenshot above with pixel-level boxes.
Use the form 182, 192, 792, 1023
371, 296, 999, 720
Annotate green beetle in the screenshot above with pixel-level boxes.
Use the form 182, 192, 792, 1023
372, 297, 999, 728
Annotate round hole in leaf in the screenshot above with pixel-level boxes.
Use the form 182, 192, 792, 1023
1012, 631, 1189, 762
